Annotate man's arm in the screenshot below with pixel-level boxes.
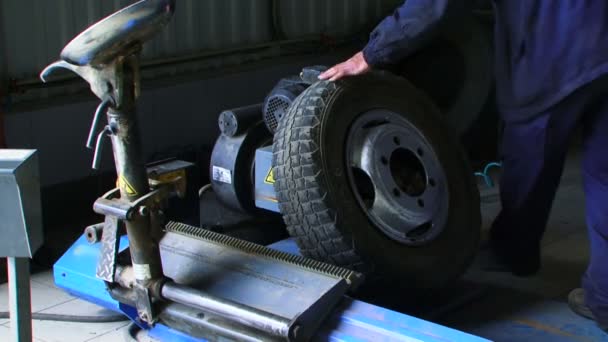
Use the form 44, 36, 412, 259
320, 0, 473, 81
363, 0, 473, 67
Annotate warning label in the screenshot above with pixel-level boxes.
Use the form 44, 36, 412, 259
264, 168, 275, 184
118, 175, 138, 196
154, 169, 186, 184
212, 166, 232, 184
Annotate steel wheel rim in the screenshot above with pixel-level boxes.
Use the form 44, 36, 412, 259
345, 109, 449, 246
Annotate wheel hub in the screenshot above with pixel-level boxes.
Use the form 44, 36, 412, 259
346, 110, 449, 246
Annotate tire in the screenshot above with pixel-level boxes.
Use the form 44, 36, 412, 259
272, 72, 481, 290
394, 15, 494, 138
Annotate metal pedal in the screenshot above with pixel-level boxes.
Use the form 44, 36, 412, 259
159, 221, 363, 341
96, 216, 120, 282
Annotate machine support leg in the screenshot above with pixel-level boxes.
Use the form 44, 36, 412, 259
106, 60, 164, 322
107, 108, 164, 283
7, 257, 32, 342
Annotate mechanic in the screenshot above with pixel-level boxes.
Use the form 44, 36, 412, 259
319, 0, 608, 332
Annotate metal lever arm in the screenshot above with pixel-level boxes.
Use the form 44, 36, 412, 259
92, 126, 111, 170
40, 58, 137, 109
41, 61, 112, 102
87, 98, 114, 150
40, 57, 138, 170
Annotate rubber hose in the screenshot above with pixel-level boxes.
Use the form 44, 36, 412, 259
123, 322, 141, 342
0, 311, 128, 323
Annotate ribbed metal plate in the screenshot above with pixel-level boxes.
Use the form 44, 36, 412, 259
159, 221, 363, 338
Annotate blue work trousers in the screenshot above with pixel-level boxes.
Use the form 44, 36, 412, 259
491, 77, 608, 325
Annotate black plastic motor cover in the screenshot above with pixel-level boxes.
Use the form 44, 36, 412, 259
209, 121, 272, 213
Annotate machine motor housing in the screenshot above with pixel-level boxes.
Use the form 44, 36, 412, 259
262, 76, 308, 134
262, 65, 328, 134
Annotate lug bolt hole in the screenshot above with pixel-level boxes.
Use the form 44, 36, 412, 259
381, 156, 388, 165
418, 199, 425, 208
393, 136, 401, 145
429, 179, 436, 187
417, 148, 424, 157
393, 188, 401, 197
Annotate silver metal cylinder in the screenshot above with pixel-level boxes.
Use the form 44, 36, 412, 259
161, 282, 293, 339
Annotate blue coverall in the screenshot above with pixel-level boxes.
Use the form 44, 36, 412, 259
362, 0, 608, 326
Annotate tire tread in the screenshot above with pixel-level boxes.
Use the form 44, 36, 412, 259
273, 81, 366, 271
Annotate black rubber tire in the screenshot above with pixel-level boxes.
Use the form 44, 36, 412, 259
272, 72, 481, 290
394, 14, 494, 138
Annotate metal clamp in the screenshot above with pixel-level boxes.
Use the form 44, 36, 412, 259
93, 187, 169, 221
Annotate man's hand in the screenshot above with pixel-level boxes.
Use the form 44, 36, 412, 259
318, 51, 371, 81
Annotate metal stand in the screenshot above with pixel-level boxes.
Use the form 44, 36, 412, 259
40, 2, 358, 340
7, 257, 32, 342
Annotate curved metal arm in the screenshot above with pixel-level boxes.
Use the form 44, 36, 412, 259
87, 98, 115, 149
92, 126, 111, 170
40, 60, 80, 83
39, 59, 116, 103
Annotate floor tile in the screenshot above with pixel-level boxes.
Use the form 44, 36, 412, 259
543, 232, 590, 264
542, 232, 590, 299
478, 177, 587, 248
463, 264, 575, 299
0, 280, 74, 313
0, 324, 9, 341
466, 224, 590, 299
84, 326, 125, 342
86, 324, 162, 342
31, 320, 130, 342
0, 322, 46, 341
39, 298, 121, 318
31, 270, 56, 288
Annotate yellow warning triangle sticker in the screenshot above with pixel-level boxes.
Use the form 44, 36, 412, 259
118, 175, 138, 196
264, 168, 275, 184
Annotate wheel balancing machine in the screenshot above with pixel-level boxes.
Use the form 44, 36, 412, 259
44, 1, 485, 341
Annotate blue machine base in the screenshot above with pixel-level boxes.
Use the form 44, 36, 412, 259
54, 235, 489, 342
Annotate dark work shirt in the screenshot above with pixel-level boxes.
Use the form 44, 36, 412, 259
362, 1, 608, 122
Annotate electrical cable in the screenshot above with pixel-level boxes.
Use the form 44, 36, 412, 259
475, 161, 503, 188
123, 322, 141, 342
0, 311, 128, 323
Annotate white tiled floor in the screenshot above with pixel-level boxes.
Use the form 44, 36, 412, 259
0, 270, 131, 342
